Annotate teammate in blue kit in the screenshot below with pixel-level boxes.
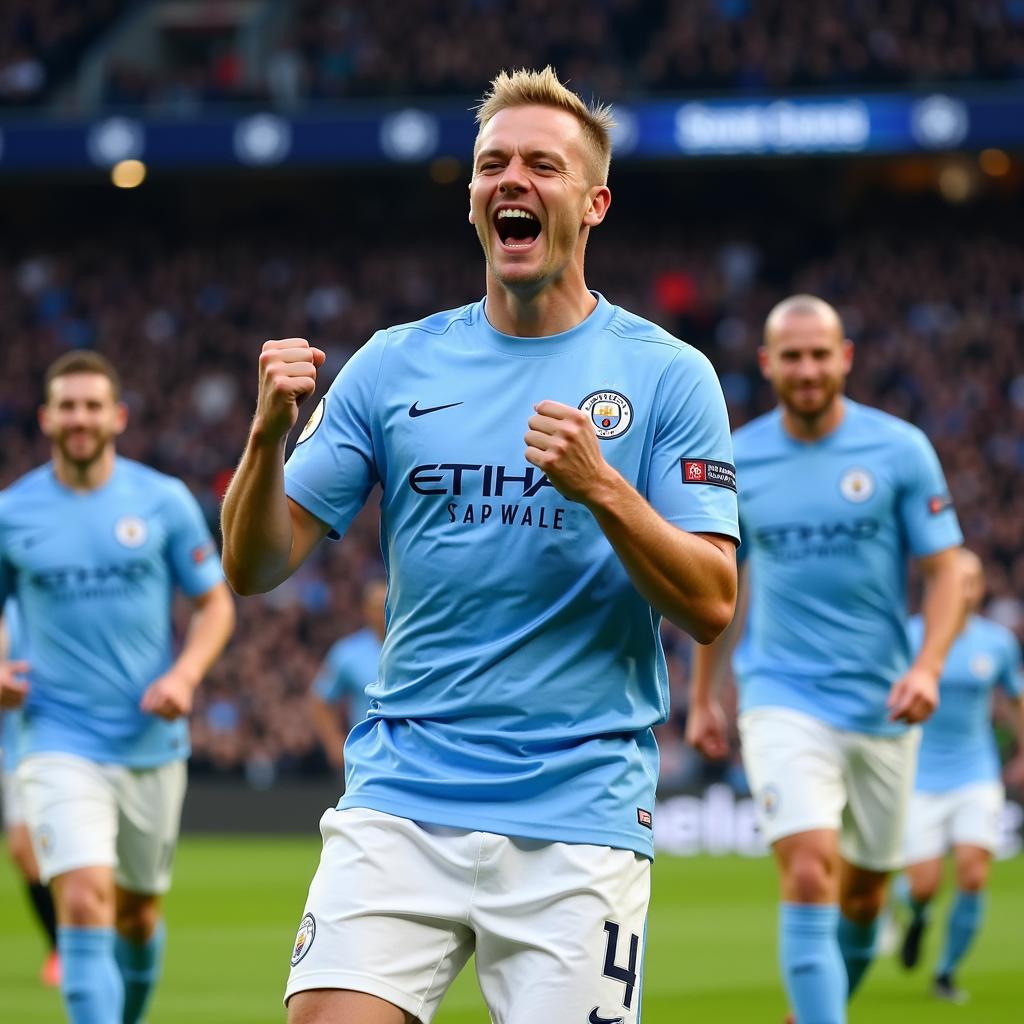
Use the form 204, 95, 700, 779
687, 294, 965, 1024
0, 351, 235, 1024
1, 602, 60, 987
308, 579, 386, 775
222, 66, 740, 1024
897, 549, 1024, 1004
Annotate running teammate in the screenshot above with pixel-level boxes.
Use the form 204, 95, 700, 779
898, 549, 1024, 1003
0, 351, 235, 1024
308, 579, 386, 776
222, 67, 740, 1024
686, 294, 965, 1024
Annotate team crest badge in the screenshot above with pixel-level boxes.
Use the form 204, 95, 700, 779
759, 785, 780, 819
296, 398, 325, 445
969, 654, 994, 680
290, 913, 316, 966
839, 468, 874, 503
114, 516, 147, 548
579, 390, 633, 440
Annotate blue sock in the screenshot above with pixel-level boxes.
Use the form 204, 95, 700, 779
837, 914, 878, 998
58, 926, 124, 1024
779, 903, 847, 1024
937, 890, 984, 977
115, 920, 167, 1024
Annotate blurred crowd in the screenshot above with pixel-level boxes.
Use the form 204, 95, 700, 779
98, 0, 1024, 112
1, 209, 1022, 786
0, 0, 118, 103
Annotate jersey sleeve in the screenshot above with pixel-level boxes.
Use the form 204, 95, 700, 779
647, 348, 740, 542
164, 481, 225, 597
284, 332, 385, 539
997, 629, 1024, 699
311, 641, 346, 702
896, 428, 963, 558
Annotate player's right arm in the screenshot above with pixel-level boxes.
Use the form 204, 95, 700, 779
221, 338, 330, 595
686, 563, 748, 760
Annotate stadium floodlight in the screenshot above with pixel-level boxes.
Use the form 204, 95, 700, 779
87, 116, 144, 167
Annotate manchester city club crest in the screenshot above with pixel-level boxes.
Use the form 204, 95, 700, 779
579, 390, 633, 440
114, 515, 148, 548
290, 913, 316, 966
839, 467, 875, 503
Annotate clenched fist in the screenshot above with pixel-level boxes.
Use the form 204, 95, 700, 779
524, 400, 614, 504
255, 338, 327, 442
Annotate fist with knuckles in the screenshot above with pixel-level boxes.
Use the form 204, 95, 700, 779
257, 338, 326, 441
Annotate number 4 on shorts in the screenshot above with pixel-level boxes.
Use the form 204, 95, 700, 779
601, 920, 639, 1009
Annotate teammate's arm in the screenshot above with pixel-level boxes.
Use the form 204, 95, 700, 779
140, 582, 236, 720
525, 401, 737, 644
221, 339, 330, 595
308, 692, 347, 775
887, 545, 965, 724
687, 564, 748, 759
1003, 695, 1024, 790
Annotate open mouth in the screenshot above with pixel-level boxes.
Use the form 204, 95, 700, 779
494, 208, 541, 251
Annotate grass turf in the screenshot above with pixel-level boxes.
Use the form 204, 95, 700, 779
2, 835, 1021, 1022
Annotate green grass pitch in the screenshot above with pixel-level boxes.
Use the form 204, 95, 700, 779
2, 836, 1021, 1021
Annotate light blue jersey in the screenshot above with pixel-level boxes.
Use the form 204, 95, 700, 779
0, 458, 224, 767
312, 627, 381, 726
285, 294, 739, 857
1, 600, 24, 773
732, 401, 962, 736
911, 614, 1023, 792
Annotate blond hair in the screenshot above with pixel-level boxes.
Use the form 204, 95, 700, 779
764, 294, 843, 346
475, 66, 615, 184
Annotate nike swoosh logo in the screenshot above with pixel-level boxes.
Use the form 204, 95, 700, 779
589, 1010, 624, 1024
409, 401, 463, 418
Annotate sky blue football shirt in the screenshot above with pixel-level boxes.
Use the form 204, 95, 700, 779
0, 458, 224, 767
312, 627, 381, 726
732, 401, 962, 736
285, 293, 739, 857
910, 613, 1023, 792
1, 600, 24, 773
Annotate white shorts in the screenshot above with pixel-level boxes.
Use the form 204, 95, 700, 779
904, 780, 1004, 863
2, 766, 26, 828
17, 753, 187, 892
739, 707, 920, 871
285, 807, 650, 1024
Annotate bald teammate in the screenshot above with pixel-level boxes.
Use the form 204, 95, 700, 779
687, 295, 965, 1023
897, 549, 1024, 1004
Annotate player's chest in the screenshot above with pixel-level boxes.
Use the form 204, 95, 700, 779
9, 502, 168, 583
377, 356, 655, 488
739, 452, 898, 553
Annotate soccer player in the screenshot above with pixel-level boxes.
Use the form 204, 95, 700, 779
222, 66, 740, 1024
1, 602, 60, 987
897, 548, 1024, 1003
686, 294, 965, 1024
0, 351, 236, 1024
308, 579, 386, 776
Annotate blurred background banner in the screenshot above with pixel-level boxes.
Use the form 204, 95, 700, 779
3, 90, 1024, 170
1, 0, 1022, 837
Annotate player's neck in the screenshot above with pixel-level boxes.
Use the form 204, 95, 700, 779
780, 397, 846, 442
484, 272, 597, 338
52, 447, 117, 493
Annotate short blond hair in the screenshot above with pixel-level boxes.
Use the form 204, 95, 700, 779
764, 294, 843, 346
475, 66, 615, 185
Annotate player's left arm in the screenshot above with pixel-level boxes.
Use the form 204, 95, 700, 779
525, 400, 736, 644
887, 545, 965, 724
140, 582, 236, 720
